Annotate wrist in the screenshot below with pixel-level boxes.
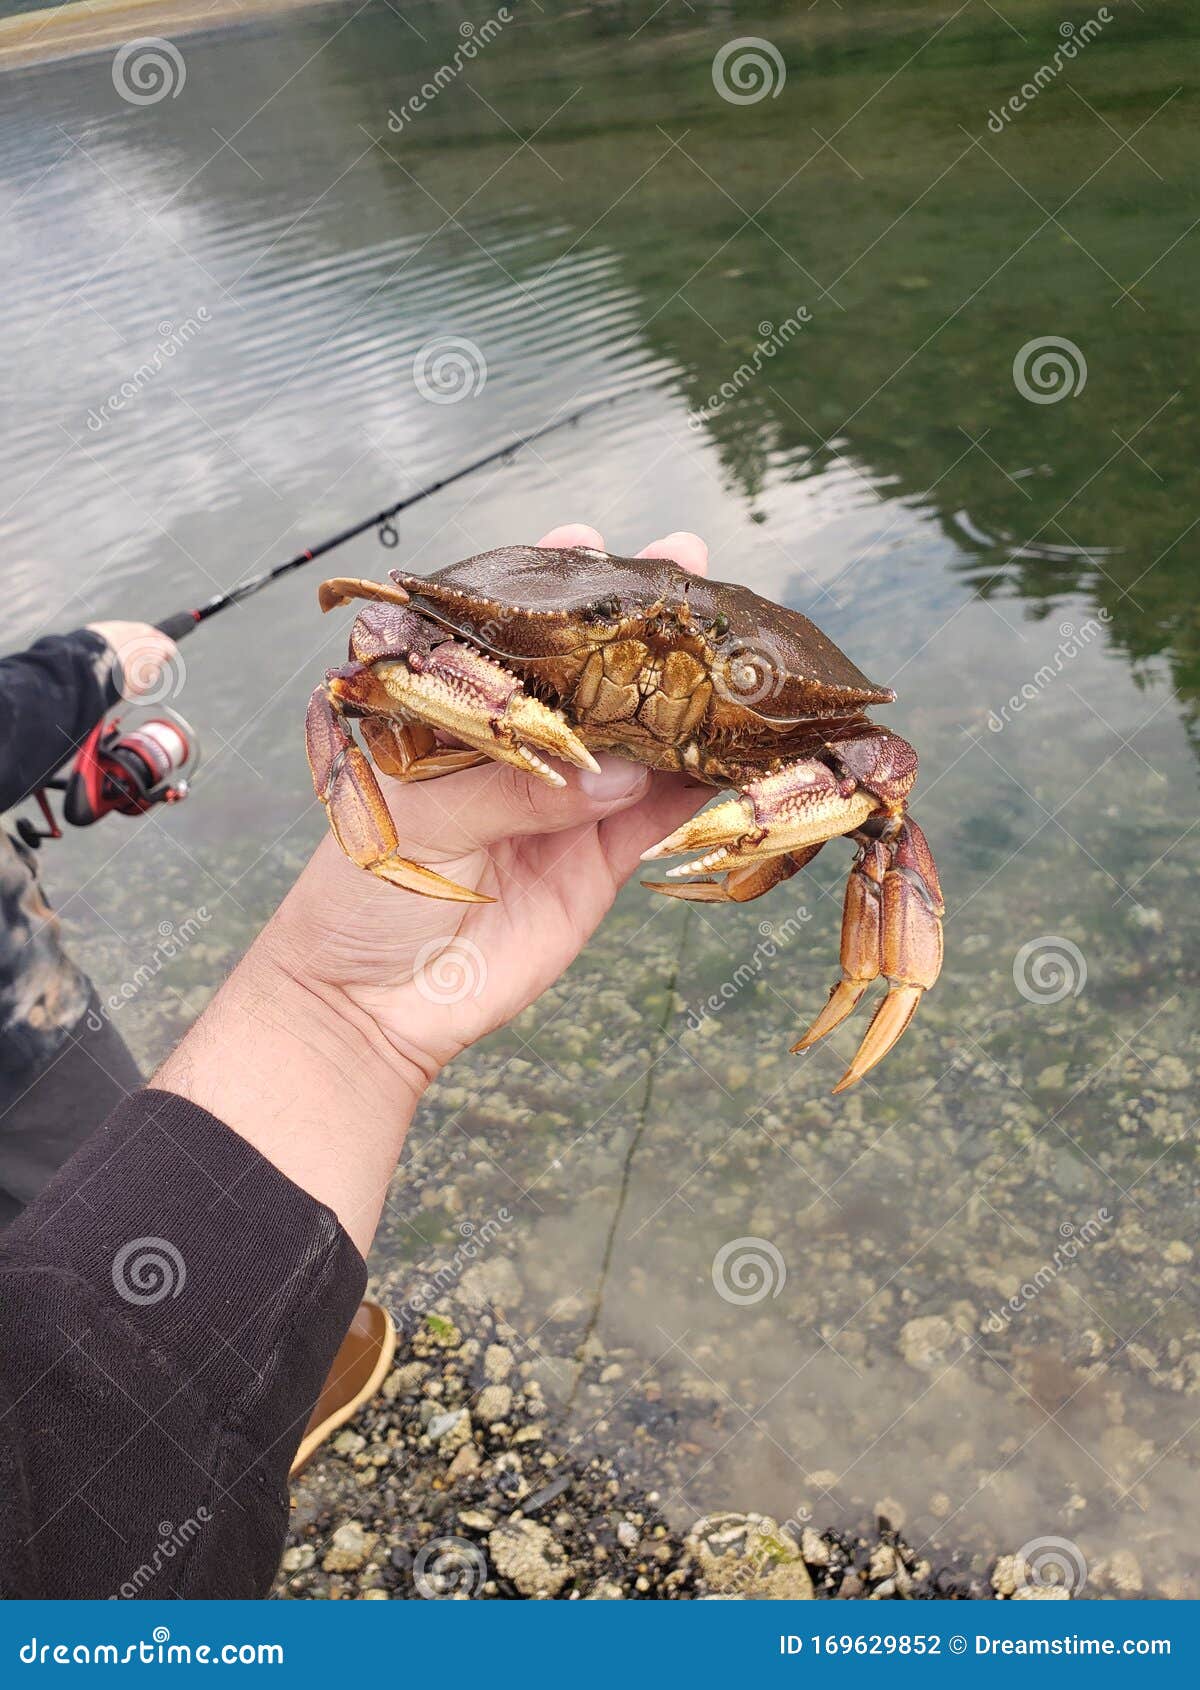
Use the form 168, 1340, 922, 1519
246, 923, 436, 1109
153, 931, 427, 1258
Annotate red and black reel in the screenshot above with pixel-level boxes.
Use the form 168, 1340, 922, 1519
16, 707, 199, 848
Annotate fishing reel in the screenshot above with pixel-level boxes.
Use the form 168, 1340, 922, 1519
16, 706, 200, 849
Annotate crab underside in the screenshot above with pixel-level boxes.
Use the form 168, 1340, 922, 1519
305, 549, 944, 1093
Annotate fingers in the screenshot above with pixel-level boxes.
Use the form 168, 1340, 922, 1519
383, 752, 648, 860
636, 532, 708, 576
536, 524, 709, 579
537, 523, 605, 550
87, 620, 182, 700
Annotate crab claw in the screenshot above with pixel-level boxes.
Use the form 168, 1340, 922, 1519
794, 819, 944, 1091
642, 762, 879, 876
351, 641, 600, 785
305, 686, 489, 903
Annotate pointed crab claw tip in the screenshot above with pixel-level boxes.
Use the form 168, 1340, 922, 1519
830, 984, 923, 1094
505, 694, 597, 775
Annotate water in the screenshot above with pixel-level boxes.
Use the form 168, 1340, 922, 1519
2, 0, 1197, 1594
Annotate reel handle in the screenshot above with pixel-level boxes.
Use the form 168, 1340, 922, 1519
155, 610, 201, 642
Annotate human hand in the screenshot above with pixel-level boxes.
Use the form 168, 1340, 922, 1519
86, 620, 181, 701
266, 523, 710, 1092
156, 524, 710, 1252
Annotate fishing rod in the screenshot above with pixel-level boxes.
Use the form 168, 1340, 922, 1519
17, 389, 635, 845
151, 389, 630, 643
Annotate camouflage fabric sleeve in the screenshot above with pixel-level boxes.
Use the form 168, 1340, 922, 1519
0, 628, 117, 813
0, 628, 119, 1074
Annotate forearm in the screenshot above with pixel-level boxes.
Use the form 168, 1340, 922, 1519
153, 899, 427, 1259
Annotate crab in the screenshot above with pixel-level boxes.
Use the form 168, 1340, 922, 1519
306, 545, 943, 1091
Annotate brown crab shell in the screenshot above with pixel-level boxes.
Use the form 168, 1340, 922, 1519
389, 545, 894, 726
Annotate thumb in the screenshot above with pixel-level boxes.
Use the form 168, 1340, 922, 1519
382, 754, 650, 860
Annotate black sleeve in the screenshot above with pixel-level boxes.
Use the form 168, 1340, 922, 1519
0, 1089, 366, 1599
0, 630, 119, 813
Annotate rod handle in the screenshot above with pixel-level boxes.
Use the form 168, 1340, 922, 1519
155, 610, 201, 642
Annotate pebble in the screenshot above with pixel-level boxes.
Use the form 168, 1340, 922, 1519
899, 1315, 959, 1372
484, 1344, 514, 1382
476, 1384, 513, 1425
322, 1522, 376, 1574
488, 1519, 571, 1598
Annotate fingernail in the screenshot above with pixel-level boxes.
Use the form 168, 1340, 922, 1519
578, 756, 649, 802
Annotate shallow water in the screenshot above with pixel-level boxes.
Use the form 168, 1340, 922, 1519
2, 0, 1197, 1594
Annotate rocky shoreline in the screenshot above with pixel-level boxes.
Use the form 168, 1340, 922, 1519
276, 1294, 1045, 1602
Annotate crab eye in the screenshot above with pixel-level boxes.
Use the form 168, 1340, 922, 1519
592, 597, 619, 620
712, 613, 729, 636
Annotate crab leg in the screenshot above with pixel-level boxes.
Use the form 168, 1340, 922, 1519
332, 641, 599, 788
305, 686, 490, 903
789, 838, 887, 1052
822, 816, 943, 1093
642, 738, 941, 1090
360, 717, 487, 783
